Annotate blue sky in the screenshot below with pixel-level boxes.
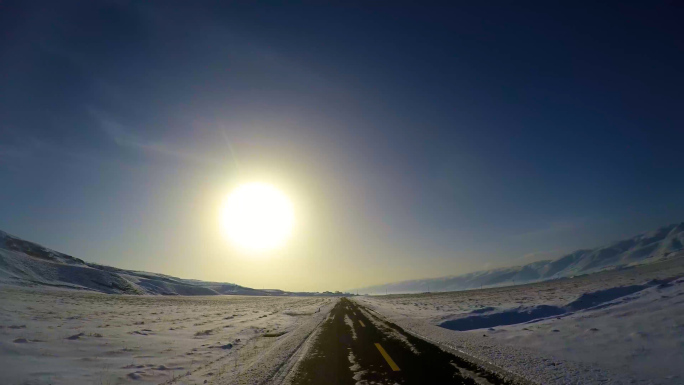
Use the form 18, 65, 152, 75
1, 2, 683, 291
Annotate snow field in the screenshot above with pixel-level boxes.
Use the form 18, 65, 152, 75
353, 257, 684, 384
0, 286, 336, 385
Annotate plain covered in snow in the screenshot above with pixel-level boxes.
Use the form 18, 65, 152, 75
0, 285, 337, 384
354, 255, 684, 385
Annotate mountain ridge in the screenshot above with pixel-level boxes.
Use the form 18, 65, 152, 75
352, 222, 684, 294
0, 230, 347, 296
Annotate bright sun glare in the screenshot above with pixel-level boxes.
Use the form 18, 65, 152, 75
221, 183, 295, 252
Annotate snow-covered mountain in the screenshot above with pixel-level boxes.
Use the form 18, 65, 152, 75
0, 230, 341, 296
354, 223, 684, 294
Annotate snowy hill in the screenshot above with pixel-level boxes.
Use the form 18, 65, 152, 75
0, 230, 337, 296
354, 223, 684, 294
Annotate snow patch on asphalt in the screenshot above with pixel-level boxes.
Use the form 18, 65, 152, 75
347, 349, 368, 385
344, 314, 358, 340
357, 307, 420, 355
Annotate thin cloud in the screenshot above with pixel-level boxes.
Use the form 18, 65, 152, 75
0, 127, 47, 168
521, 250, 562, 262
510, 219, 588, 242
92, 109, 222, 166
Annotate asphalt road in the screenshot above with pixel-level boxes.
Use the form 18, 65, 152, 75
290, 298, 511, 385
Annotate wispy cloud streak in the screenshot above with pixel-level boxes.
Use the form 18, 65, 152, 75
91, 109, 222, 166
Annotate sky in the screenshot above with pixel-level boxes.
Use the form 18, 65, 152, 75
1, 2, 683, 292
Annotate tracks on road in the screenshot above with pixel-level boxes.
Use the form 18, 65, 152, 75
287, 298, 516, 385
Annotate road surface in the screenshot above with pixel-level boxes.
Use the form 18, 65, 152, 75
289, 298, 511, 385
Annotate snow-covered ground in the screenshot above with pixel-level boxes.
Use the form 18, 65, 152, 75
0, 286, 337, 385
353, 256, 684, 385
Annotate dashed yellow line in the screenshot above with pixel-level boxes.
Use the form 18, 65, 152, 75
375, 343, 400, 371
359, 320, 365, 327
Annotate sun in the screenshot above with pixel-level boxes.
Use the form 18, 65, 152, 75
221, 182, 295, 251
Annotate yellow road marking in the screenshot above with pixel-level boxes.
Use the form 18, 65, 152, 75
375, 343, 400, 371
359, 320, 366, 327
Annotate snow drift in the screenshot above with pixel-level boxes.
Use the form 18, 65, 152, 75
438, 280, 668, 331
